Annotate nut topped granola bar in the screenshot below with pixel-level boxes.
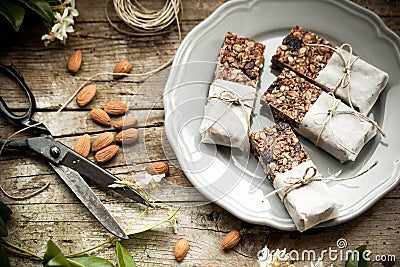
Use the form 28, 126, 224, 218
199, 32, 266, 151
215, 32, 266, 87
271, 25, 335, 80
262, 68, 322, 128
261, 68, 377, 163
250, 123, 338, 232
271, 25, 389, 114
250, 122, 309, 182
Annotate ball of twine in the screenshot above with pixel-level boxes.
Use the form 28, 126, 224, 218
107, 0, 182, 37
106, 0, 182, 76
112, 0, 182, 35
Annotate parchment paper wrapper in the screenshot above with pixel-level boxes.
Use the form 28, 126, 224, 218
316, 47, 389, 114
199, 79, 256, 151
298, 92, 377, 163
273, 160, 338, 232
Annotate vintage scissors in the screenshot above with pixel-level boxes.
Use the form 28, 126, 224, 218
0, 63, 153, 239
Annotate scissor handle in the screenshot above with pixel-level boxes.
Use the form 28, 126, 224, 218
0, 64, 50, 134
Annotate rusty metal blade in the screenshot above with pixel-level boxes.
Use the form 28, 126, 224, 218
49, 163, 128, 239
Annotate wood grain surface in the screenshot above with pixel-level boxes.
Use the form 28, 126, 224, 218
0, 0, 399, 266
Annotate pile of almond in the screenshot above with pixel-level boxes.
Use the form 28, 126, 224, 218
74, 111, 139, 163
73, 97, 139, 162
70, 54, 138, 163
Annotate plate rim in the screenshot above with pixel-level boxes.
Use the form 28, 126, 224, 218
163, 0, 400, 230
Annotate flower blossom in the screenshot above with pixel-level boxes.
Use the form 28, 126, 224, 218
42, 0, 79, 46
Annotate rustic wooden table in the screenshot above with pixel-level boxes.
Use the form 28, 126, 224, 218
0, 0, 399, 266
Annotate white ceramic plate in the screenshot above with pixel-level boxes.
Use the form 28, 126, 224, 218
163, 0, 400, 230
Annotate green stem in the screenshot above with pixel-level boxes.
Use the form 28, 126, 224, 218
65, 237, 116, 258
2, 240, 43, 260
125, 206, 149, 233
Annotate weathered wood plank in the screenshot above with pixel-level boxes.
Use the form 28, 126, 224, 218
75, 0, 400, 22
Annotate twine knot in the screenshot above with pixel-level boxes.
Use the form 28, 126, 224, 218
282, 166, 318, 201
262, 161, 378, 203
200, 88, 255, 137
212, 90, 254, 109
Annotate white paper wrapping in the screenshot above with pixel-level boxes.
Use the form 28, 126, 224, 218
199, 79, 256, 151
298, 92, 377, 163
273, 160, 338, 232
316, 47, 389, 114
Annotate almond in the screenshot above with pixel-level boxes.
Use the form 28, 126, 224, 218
114, 117, 138, 130
90, 108, 111, 126
104, 101, 128, 115
115, 128, 139, 145
174, 237, 189, 262
92, 132, 114, 152
221, 230, 241, 250
73, 134, 91, 158
95, 145, 119, 163
145, 161, 169, 175
76, 84, 96, 107
67, 49, 82, 73
113, 60, 133, 79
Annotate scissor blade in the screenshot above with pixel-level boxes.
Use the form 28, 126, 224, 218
60, 151, 152, 207
49, 163, 128, 240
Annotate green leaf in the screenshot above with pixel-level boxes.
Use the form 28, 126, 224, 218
127, 208, 179, 236
116, 241, 136, 267
0, 243, 10, 267
44, 240, 63, 264
69, 257, 114, 267
46, 254, 71, 267
0, 0, 25, 31
0, 217, 8, 237
346, 245, 369, 267
0, 201, 12, 222
43, 240, 71, 267
18, 0, 53, 23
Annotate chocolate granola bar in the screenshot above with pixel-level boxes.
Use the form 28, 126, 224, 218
250, 123, 338, 232
271, 25, 389, 114
261, 68, 377, 163
199, 32, 265, 151
215, 32, 266, 88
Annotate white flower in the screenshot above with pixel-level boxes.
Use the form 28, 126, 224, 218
41, 1, 79, 46
41, 32, 56, 46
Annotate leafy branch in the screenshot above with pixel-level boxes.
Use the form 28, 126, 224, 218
0, 0, 79, 46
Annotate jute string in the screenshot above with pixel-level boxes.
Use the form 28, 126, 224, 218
105, 0, 182, 78
262, 160, 378, 203
305, 43, 386, 151
199, 89, 256, 138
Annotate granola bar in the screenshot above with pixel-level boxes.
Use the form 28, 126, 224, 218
215, 32, 266, 88
271, 25, 389, 114
199, 32, 265, 151
261, 68, 377, 163
250, 123, 338, 232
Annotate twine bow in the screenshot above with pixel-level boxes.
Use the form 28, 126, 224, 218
262, 161, 378, 203
306, 43, 359, 109
304, 43, 385, 151
200, 88, 256, 137
313, 97, 386, 154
